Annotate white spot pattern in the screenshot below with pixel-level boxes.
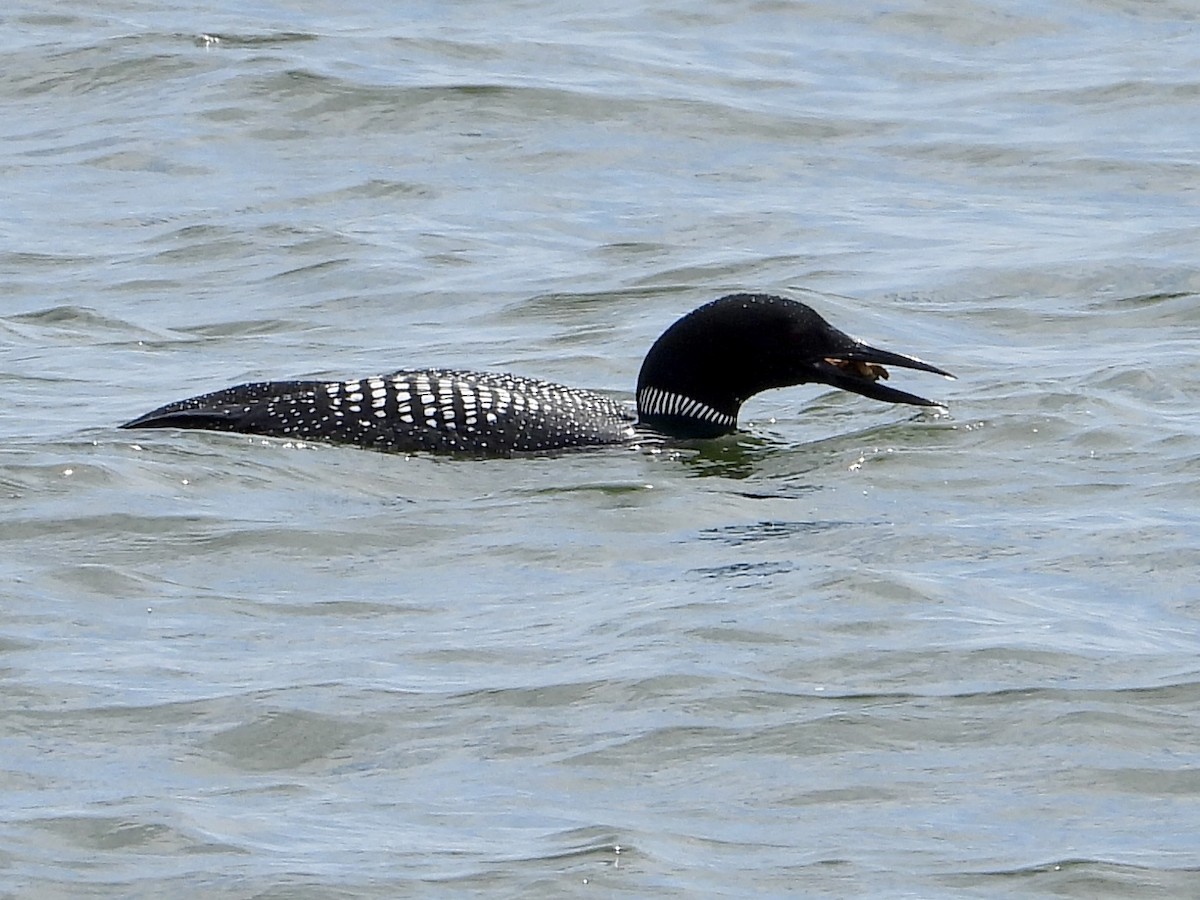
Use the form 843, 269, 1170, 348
131, 369, 638, 455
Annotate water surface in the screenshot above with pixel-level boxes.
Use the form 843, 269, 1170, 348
3, 1, 1200, 896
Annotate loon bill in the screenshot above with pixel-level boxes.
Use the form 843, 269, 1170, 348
121, 292, 953, 456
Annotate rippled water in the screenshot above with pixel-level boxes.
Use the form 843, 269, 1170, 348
4, 1, 1200, 896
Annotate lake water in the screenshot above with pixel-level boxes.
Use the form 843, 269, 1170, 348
3, 1, 1200, 896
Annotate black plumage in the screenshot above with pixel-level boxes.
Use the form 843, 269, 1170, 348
122, 293, 952, 455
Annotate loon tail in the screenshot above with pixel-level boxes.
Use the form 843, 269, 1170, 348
122, 407, 249, 431
120, 381, 320, 435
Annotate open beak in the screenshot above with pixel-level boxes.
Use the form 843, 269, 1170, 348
809, 336, 954, 407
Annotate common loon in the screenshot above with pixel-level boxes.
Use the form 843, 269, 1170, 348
121, 293, 952, 455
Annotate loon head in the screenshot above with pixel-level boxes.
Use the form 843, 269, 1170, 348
634, 293, 953, 438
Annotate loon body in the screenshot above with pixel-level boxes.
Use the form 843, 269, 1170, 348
122, 293, 952, 456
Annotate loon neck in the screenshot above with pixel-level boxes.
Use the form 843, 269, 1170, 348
633, 294, 780, 438
632, 293, 842, 438
635, 386, 739, 438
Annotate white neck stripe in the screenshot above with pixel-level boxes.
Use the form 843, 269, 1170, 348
637, 387, 736, 426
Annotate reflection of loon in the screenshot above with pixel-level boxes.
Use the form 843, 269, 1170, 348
121, 293, 953, 456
